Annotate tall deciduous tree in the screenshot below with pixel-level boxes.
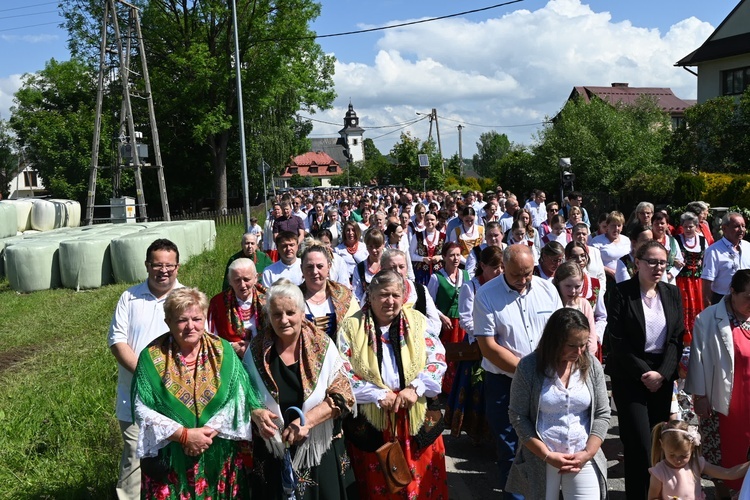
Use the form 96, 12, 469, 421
472, 130, 510, 177
0, 120, 15, 199
389, 132, 443, 190
529, 95, 673, 199
10, 59, 116, 202
61, 0, 335, 211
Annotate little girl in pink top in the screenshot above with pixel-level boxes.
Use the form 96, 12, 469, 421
648, 420, 750, 500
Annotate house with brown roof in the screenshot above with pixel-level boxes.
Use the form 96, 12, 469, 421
564, 83, 695, 128
278, 151, 342, 188
675, 0, 750, 102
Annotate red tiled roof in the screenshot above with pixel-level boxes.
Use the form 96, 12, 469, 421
281, 151, 341, 178
570, 84, 693, 113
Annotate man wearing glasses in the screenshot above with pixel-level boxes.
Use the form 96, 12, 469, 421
702, 212, 750, 306
107, 239, 183, 500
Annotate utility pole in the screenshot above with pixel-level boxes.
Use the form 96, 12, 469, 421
230, 0, 250, 230
432, 108, 445, 174
457, 124, 464, 178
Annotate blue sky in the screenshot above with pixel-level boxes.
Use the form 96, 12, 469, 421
0, 0, 739, 157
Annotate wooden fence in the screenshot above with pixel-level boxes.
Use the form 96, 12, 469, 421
150, 206, 265, 227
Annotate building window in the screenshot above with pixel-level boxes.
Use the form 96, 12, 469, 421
308, 166, 318, 173
352, 139, 358, 146
722, 66, 750, 96
327, 165, 337, 172
23, 170, 38, 187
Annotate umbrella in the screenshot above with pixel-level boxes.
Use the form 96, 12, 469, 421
281, 406, 306, 500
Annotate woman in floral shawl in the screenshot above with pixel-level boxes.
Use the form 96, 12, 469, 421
244, 279, 357, 500
339, 270, 449, 499
208, 258, 266, 358
131, 287, 263, 500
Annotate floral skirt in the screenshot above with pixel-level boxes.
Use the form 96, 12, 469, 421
440, 318, 464, 394
444, 358, 487, 442
347, 412, 448, 500
141, 439, 252, 500
676, 275, 704, 343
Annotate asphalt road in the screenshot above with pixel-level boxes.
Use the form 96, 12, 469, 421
443, 389, 720, 499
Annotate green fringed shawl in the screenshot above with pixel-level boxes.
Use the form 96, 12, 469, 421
131, 332, 262, 486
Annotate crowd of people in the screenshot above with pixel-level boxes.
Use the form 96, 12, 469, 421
106, 185, 750, 499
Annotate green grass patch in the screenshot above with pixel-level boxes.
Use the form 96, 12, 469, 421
0, 221, 244, 499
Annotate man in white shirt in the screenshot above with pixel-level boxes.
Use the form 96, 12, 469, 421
473, 245, 562, 498
499, 195, 520, 234
108, 239, 184, 500
524, 190, 547, 229
702, 212, 750, 306
262, 231, 303, 286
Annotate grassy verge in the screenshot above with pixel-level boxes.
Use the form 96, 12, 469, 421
0, 221, 244, 499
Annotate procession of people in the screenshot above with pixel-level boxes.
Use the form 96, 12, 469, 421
107, 185, 750, 499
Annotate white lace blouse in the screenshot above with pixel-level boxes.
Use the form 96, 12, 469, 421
133, 388, 253, 458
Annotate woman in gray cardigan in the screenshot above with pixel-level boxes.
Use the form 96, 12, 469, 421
507, 308, 611, 499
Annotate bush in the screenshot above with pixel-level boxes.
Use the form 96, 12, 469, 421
673, 174, 706, 206
699, 172, 736, 206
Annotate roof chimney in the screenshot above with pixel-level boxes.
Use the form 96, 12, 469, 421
611, 82, 629, 87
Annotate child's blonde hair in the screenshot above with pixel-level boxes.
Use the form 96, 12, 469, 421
651, 420, 702, 467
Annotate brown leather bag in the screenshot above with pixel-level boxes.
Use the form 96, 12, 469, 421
444, 340, 482, 362
374, 416, 412, 494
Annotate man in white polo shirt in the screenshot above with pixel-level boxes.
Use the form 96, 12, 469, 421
702, 211, 750, 307
108, 239, 183, 500
473, 244, 562, 499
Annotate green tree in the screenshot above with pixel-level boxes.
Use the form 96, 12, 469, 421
472, 130, 511, 177
9, 58, 116, 202
61, 0, 335, 212
530, 95, 673, 200
388, 132, 443, 190
664, 87, 750, 173
0, 119, 15, 199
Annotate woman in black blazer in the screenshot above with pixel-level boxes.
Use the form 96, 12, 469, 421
605, 240, 684, 499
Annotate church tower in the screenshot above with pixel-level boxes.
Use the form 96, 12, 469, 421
339, 102, 365, 163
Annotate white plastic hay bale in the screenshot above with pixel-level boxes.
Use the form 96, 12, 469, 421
5, 240, 62, 292
49, 199, 81, 227
59, 236, 114, 289
109, 231, 156, 283
0, 202, 17, 238
1, 199, 32, 232
142, 224, 189, 263
31, 200, 66, 231
160, 221, 203, 260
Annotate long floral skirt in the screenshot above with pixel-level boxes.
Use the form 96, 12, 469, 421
444, 357, 487, 442
439, 318, 464, 395
347, 412, 448, 500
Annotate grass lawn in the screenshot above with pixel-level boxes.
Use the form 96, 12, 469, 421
0, 221, 247, 499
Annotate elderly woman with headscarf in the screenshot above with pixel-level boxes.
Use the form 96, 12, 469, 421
244, 279, 357, 499
132, 287, 262, 499
208, 258, 266, 358
339, 270, 449, 499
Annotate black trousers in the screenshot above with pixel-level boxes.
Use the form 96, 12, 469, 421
611, 375, 673, 499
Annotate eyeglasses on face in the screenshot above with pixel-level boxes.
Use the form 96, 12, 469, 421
641, 259, 667, 269
149, 263, 178, 272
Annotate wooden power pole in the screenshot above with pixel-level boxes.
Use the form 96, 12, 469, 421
85, 0, 170, 225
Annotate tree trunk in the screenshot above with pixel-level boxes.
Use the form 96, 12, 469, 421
212, 131, 230, 213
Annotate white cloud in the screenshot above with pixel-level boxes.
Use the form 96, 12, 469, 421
314, 0, 715, 156
0, 74, 23, 121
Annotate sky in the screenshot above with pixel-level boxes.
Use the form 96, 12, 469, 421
0, 0, 739, 160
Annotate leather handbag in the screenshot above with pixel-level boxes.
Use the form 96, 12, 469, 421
444, 340, 482, 362
374, 416, 412, 494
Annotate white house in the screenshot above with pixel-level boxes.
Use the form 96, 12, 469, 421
7, 165, 45, 199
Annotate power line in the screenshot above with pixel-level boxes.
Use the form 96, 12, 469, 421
0, 10, 59, 21
0, 2, 58, 13
299, 114, 424, 130
0, 21, 58, 32
254, 0, 526, 43
437, 114, 549, 128
370, 115, 430, 140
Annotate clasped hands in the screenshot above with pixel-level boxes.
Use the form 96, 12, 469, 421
378, 387, 418, 413
182, 427, 217, 457
547, 449, 593, 474
641, 370, 665, 392
251, 408, 310, 446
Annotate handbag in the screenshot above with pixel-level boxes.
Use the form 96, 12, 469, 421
413, 397, 446, 450
444, 340, 482, 362
374, 415, 412, 494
